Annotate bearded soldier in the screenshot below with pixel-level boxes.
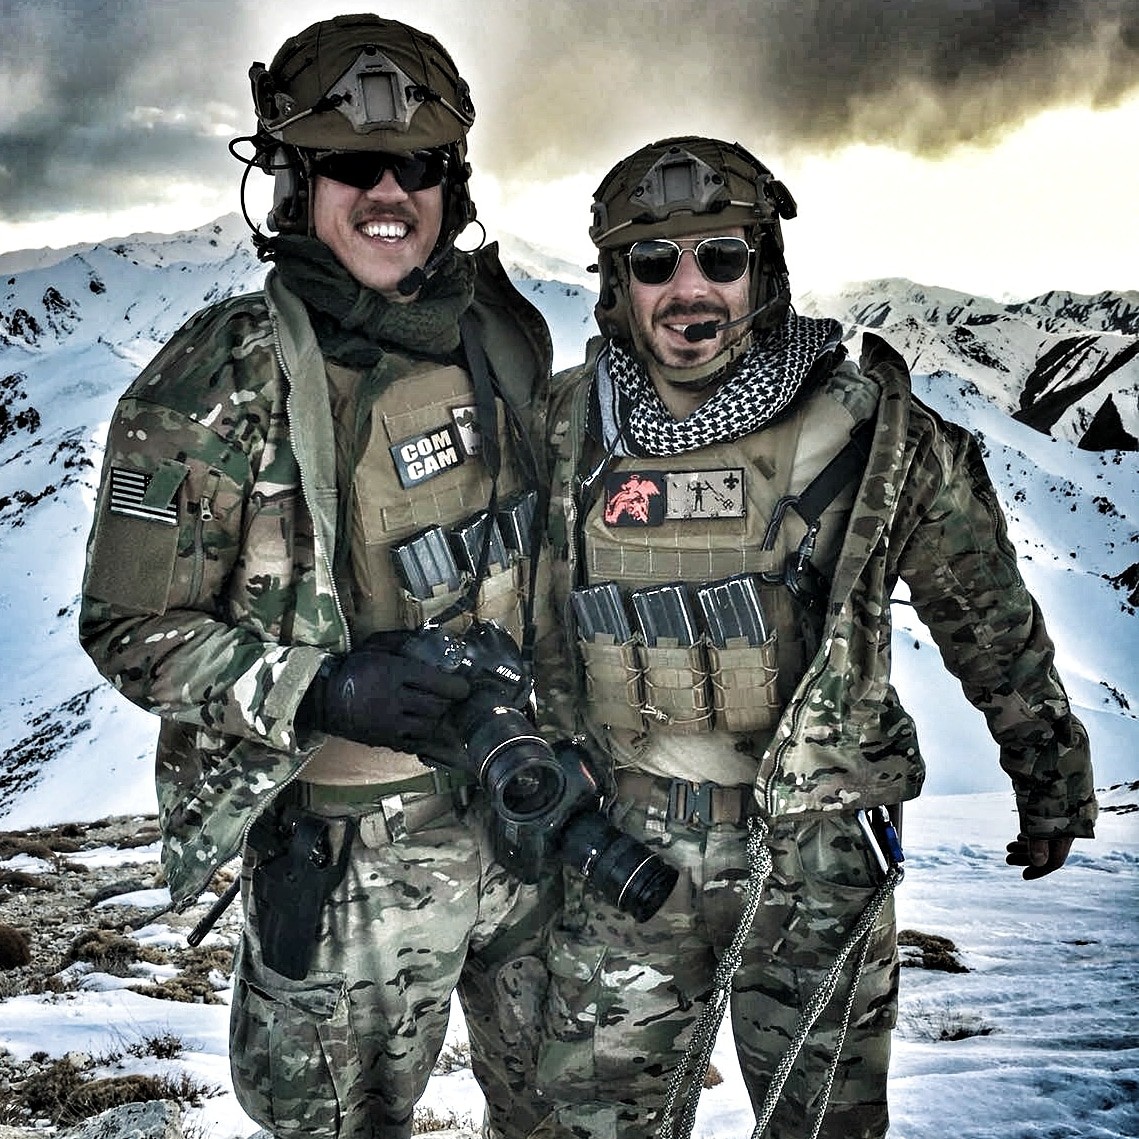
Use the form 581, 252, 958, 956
79, 15, 554, 1139
531, 136, 1096, 1139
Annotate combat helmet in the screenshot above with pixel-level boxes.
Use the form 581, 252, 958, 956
244, 14, 476, 254
590, 137, 797, 384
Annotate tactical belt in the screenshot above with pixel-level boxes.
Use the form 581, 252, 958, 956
187, 768, 474, 951
616, 771, 759, 828
293, 766, 474, 809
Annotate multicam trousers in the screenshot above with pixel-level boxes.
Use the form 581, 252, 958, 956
229, 792, 552, 1139
529, 802, 899, 1139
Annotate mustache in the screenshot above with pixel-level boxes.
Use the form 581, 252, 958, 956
351, 206, 418, 227
656, 301, 731, 324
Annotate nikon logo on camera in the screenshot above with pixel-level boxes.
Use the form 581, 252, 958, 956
390, 424, 466, 488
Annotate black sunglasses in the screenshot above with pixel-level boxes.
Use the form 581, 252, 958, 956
310, 148, 449, 193
626, 237, 753, 286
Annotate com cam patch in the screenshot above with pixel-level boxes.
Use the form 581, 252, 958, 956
390, 424, 466, 488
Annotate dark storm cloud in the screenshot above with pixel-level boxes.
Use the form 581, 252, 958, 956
0, 0, 260, 221
473, 0, 1139, 175
1, 0, 1137, 224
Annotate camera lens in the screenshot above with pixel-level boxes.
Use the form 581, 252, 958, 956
496, 760, 565, 820
466, 707, 566, 821
559, 812, 678, 923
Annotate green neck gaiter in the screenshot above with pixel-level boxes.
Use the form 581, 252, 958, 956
267, 234, 476, 368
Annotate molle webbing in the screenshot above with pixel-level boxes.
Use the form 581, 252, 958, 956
569, 387, 876, 757
343, 358, 525, 638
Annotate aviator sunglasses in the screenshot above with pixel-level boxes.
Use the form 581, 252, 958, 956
626, 236, 753, 286
310, 148, 449, 192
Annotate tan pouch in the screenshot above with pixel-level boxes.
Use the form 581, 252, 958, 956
399, 579, 470, 634
577, 634, 645, 732
474, 558, 527, 644
398, 560, 524, 644
707, 632, 782, 732
640, 639, 712, 734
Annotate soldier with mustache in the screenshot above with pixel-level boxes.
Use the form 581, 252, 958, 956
529, 136, 1095, 1139
79, 15, 553, 1139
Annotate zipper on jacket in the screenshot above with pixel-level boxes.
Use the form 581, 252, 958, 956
168, 319, 354, 911
760, 656, 824, 815
190, 471, 220, 601
271, 320, 351, 654
566, 374, 595, 590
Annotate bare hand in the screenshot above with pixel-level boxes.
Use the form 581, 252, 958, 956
1005, 834, 1074, 880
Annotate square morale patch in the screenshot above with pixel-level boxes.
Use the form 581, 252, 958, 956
450, 404, 482, 456
390, 424, 466, 489
603, 471, 666, 526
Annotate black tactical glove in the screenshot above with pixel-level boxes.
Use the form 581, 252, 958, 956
298, 631, 471, 755
1005, 833, 1075, 880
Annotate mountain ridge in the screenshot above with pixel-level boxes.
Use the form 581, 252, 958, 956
799, 281, 1139, 451
0, 217, 1135, 826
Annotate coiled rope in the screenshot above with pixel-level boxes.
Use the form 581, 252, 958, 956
659, 816, 772, 1139
659, 818, 904, 1139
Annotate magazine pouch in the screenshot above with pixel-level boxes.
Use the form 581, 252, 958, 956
577, 634, 646, 732
640, 639, 712, 734
706, 632, 782, 732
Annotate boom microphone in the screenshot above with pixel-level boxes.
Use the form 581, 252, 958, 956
683, 306, 765, 342
395, 241, 456, 297
397, 267, 428, 296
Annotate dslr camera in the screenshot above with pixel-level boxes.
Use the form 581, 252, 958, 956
402, 619, 677, 922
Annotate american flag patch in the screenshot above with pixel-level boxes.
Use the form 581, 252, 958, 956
108, 466, 180, 526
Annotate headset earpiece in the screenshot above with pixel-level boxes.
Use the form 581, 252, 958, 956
266, 147, 309, 233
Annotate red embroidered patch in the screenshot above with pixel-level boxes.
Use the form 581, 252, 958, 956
603, 471, 665, 526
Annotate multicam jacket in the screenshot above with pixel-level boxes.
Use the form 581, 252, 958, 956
79, 245, 552, 907
538, 332, 1097, 836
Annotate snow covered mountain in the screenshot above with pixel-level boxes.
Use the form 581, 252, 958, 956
0, 218, 1135, 827
800, 279, 1139, 451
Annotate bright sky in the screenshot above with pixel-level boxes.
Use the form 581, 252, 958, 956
2, 1, 1137, 302
471, 94, 1139, 300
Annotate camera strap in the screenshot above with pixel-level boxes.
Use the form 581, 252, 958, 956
762, 415, 875, 548
758, 415, 875, 610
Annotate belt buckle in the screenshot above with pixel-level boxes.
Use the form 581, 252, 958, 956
669, 779, 713, 827
380, 793, 409, 842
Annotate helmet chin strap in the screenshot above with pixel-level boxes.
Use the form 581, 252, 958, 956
395, 167, 482, 296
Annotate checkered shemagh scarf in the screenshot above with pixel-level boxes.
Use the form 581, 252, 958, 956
601, 312, 844, 457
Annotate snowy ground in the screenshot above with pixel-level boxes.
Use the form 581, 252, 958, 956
1, 789, 1135, 1138
691, 790, 1139, 1139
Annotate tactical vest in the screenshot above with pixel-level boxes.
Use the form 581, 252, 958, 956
304, 355, 530, 787
571, 375, 868, 780
340, 357, 527, 634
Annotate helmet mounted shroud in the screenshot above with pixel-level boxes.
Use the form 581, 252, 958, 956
241, 14, 476, 261
590, 136, 798, 389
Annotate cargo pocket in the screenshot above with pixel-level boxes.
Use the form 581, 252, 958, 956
535, 885, 608, 1089
640, 639, 712, 734
707, 632, 782, 732
577, 634, 645, 732
782, 814, 885, 959
229, 935, 362, 1139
